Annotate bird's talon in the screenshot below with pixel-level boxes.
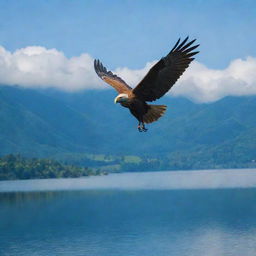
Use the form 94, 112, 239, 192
141, 124, 148, 132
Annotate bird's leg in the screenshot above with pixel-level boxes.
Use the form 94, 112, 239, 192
137, 122, 142, 132
137, 121, 147, 132
142, 122, 148, 132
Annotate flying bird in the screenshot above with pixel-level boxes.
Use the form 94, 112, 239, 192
94, 37, 199, 132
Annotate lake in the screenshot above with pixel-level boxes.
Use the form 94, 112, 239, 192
1, 169, 256, 256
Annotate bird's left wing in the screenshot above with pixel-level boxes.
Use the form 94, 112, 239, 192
94, 59, 132, 93
132, 37, 199, 102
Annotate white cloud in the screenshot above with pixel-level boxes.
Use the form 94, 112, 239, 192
172, 57, 256, 102
0, 45, 103, 91
0, 44, 256, 102
114, 61, 157, 87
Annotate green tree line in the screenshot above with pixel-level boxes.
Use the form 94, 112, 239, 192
0, 154, 103, 180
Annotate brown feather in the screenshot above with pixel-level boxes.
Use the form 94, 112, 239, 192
94, 59, 132, 94
143, 105, 167, 124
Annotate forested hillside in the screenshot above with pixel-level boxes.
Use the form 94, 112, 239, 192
0, 86, 256, 171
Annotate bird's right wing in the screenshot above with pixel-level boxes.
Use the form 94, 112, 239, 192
132, 37, 199, 102
94, 59, 132, 94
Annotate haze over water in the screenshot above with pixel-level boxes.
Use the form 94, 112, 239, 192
1, 169, 256, 256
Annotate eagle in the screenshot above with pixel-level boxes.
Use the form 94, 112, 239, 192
94, 37, 199, 132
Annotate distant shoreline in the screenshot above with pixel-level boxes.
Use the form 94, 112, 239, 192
1, 169, 256, 193
0, 154, 106, 181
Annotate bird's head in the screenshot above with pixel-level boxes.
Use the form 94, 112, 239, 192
114, 93, 129, 104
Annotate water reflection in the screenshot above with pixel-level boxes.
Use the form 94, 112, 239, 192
0, 191, 57, 204
0, 189, 256, 256
1, 176, 256, 255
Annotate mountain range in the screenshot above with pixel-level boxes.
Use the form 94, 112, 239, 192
0, 85, 256, 170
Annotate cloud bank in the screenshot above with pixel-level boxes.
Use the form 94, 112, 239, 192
0, 45, 256, 103
173, 57, 256, 102
0, 45, 102, 91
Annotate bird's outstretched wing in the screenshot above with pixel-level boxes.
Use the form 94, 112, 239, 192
94, 59, 132, 93
132, 37, 199, 102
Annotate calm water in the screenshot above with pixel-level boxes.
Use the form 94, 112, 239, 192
1, 169, 256, 256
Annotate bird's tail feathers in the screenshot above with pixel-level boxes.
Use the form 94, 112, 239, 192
143, 104, 167, 124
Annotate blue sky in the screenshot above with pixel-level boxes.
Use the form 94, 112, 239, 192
0, 0, 255, 102
0, 0, 255, 69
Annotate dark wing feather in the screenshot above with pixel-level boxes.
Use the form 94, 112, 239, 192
94, 59, 132, 93
132, 37, 199, 101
